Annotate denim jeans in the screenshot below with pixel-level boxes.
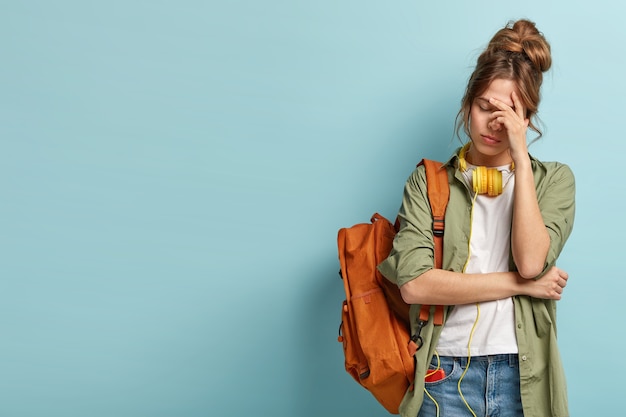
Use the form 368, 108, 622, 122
418, 354, 523, 417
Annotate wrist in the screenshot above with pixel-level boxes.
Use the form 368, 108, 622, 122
512, 151, 531, 170
512, 272, 530, 296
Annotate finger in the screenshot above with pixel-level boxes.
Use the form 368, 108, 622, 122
511, 91, 525, 119
492, 113, 527, 134
489, 97, 513, 113
493, 115, 515, 128
490, 110, 521, 126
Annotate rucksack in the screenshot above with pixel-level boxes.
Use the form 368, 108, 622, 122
336, 159, 450, 414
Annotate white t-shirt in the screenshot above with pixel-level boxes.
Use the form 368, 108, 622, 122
435, 164, 518, 357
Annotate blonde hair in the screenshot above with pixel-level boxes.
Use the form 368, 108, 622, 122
456, 19, 552, 140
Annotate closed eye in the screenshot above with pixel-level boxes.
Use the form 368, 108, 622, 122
475, 98, 494, 112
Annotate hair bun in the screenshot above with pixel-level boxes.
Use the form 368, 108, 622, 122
488, 19, 552, 72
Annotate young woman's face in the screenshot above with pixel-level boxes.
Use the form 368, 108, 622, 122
468, 78, 524, 166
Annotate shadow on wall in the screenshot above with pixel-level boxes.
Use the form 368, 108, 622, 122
292, 257, 388, 417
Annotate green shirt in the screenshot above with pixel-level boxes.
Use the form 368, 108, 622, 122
377, 149, 576, 417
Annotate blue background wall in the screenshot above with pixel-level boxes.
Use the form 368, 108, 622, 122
1, 1, 623, 416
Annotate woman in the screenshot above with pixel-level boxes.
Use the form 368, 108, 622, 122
378, 19, 575, 417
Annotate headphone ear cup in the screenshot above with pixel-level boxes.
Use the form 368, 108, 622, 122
488, 168, 496, 196
473, 167, 503, 196
492, 169, 502, 196
460, 143, 505, 196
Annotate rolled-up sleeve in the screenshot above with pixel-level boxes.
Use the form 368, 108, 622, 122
536, 162, 576, 274
377, 166, 436, 287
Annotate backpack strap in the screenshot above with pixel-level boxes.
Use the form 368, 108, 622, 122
418, 159, 450, 326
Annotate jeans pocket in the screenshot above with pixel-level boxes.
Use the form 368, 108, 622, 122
425, 356, 458, 385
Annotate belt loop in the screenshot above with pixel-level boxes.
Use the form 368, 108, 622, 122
458, 357, 468, 368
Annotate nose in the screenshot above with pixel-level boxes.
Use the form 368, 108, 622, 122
488, 119, 502, 131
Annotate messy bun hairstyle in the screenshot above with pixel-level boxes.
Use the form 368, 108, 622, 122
456, 19, 552, 140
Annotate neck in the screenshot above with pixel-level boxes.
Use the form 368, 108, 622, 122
459, 143, 514, 170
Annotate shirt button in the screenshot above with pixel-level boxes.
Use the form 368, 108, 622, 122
517, 323, 522, 329
521, 355, 528, 361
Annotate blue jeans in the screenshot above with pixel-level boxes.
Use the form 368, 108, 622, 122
418, 354, 523, 417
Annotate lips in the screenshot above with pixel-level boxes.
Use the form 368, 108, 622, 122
481, 135, 500, 145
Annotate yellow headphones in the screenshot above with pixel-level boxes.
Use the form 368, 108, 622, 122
458, 143, 513, 197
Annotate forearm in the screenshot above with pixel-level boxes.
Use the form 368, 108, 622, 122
399, 268, 524, 305
511, 157, 550, 277
399, 264, 568, 305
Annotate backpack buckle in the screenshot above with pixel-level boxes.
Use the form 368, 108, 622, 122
433, 218, 445, 237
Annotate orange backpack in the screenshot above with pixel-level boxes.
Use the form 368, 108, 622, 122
336, 159, 450, 414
